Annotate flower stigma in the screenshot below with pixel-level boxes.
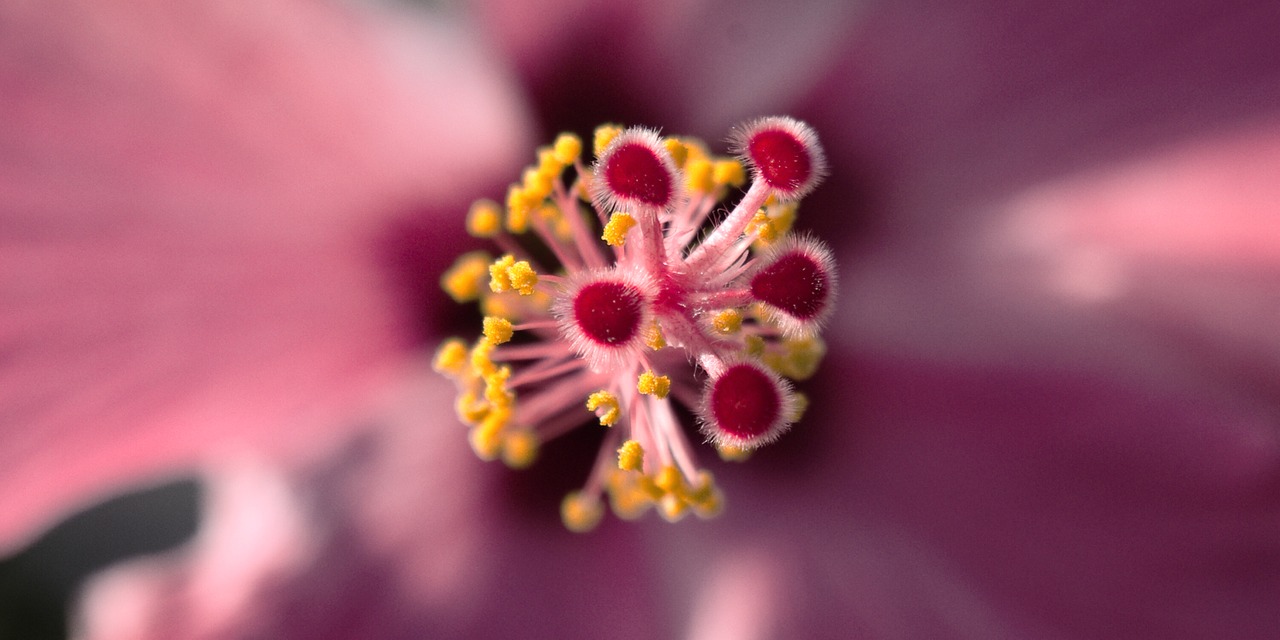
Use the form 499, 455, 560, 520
435, 117, 837, 531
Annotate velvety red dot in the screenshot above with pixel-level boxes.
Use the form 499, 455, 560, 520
750, 252, 828, 320
573, 281, 644, 346
710, 364, 782, 440
748, 129, 811, 193
604, 142, 673, 208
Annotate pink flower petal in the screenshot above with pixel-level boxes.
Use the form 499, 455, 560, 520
0, 0, 533, 549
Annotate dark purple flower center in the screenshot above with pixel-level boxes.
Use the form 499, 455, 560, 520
573, 281, 644, 346
710, 364, 781, 440
604, 142, 673, 208
750, 252, 828, 319
748, 129, 811, 193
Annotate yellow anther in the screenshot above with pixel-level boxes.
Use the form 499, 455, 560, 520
685, 158, 714, 193
553, 133, 582, 165
654, 465, 685, 495
483, 366, 513, 407
561, 491, 604, 533
711, 309, 743, 335
502, 429, 540, 469
536, 147, 562, 174
507, 260, 538, 296
746, 210, 781, 244
657, 493, 689, 522
743, 334, 766, 358
522, 167, 554, 200
466, 200, 503, 238
602, 212, 637, 247
609, 484, 653, 520
535, 202, 560, 222
489, 254, 516, 293
480, 292, 517, 320
469, 423, 504, 461
505, 186, 532, 233
479, 403, 511, 432
663, 138, 688, 167
713, 160, 745, 187
645, 322, 666, 350
617, 440, 645, 472
441, 251, 492, 302
470, 340, 496, 376
789, 392, 810, 422
636, 474, 665, 501
593, 124, 622, 157
637, 371, 671, 399
482, 316, 514, 345
455, 390, 490, 425
432, 338, 469, 377
781, 336, 825, 380
586, 391, 621, 426
717, 443, 752, 462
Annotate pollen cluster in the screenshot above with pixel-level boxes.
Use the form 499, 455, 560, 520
436, 117, 837, 531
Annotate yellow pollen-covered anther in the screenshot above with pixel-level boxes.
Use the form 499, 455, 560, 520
713, 160, 745, 187
617, 440, 645, 471
505, 186, 533, 233
441, 251, 492, 302
663, 138, 689, 167
489, 255, 516, 293
645, 322, 666, 350
711, 309, 743, 335
593, 124, 622, 157
507, 261, 538, 296
502, 429, 540, 469
685, 158, 714, 193
637, 371, 671, 399
482, 316, 514, 345
432, 338, 468, 377
466, 200, 503, 238
561, 491, 604, 533
586, 391, 620, 426
602, 212, 637, 247
553, 133, 582, 165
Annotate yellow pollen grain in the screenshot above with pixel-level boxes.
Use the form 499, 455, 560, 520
602, 212, 637, 247
466, 200, 503, 238
711, 309, 743, 335
586, 391, 620, 426
553, 133, 582, 165
561, 491, 604, 533
482, 316, 513, 345
658, 493, 689, 523
432, 338, 468, 377
470, 341, 496, 376
617, 440, 645, 472
507, 260, 538, 296
593, 124, 622, 157
637, 371, 670, 399
743, 334, 766, 358
713, 160, 745, 187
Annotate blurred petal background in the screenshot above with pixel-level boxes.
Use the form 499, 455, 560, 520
3, 0, 1279, 639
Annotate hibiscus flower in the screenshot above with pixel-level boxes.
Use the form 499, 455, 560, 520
4, 0, 1279, 638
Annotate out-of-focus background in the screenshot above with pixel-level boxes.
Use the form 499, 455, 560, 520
4, 0, 1279, 638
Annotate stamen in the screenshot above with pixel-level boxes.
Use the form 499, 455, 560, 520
438, 118, 835, 530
